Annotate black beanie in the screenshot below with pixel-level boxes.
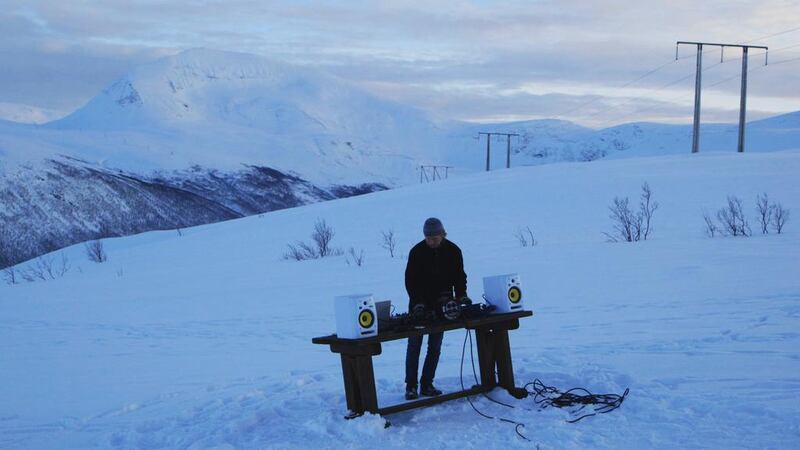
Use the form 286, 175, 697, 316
423, 217, 445, 237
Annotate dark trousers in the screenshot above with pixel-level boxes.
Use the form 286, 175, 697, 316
405, 332, 444, 388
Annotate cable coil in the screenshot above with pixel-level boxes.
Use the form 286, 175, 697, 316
459, 329, 630, 442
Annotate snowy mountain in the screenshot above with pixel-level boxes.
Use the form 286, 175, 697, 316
1, 150, 798, 449
41, 48, 443, 180
1, 49, 799, 270
0, 102, 63, 124
0, 49, 444, 268
447, 111, 800, 167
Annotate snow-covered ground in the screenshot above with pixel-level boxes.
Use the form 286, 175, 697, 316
1, 150, 799, 449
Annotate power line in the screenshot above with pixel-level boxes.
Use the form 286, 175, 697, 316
596, 50, 796, 130
583, 60, 728, 122
590, 41, 800, 129
580, 51, 753, 125
567, 39, 799, 125
552, 30, 800, 129
742, 25, 800, 44
768, 55, 800, 66
555, 33, 799, 125
555, 58, 681, 118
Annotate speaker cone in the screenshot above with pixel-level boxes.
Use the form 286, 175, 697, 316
358, 309, 374, 328
508, 286, 522, 304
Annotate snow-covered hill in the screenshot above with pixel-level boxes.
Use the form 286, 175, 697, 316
0, 102, 63, 124
1, 150, 798, 449
1, 48, 799, 270
1, 49, 437, 268
446, 111, 800, 168
34, 48, 443, 182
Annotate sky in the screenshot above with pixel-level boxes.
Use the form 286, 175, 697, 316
1, 0, 799, 127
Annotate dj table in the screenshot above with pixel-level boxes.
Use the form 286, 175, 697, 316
312, 310, 533, 417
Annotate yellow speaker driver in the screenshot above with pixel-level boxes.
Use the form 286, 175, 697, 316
508, 286, 522, 304
358, 309, 375, 328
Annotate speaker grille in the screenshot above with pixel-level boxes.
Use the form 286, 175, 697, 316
358, 310, 375, 328
508, 286, 522, 304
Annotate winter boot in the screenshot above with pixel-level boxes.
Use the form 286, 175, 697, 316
420, 384, 442, 397
405, 385, 418, 400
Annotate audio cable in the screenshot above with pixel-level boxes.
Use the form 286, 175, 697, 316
460, 329, 533, 442
459, 327, 630, 437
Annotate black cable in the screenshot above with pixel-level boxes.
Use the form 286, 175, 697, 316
460, 325, 629, 428
459, 330, 495, 420
524, 378, 630, 423
459, 329, 532, 442
467, 329, 517, 410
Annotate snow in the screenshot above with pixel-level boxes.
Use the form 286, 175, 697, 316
1, 49, 798, 188
0, 102, 64, 125
33, 49, 442, 186
2, 150, 799, 449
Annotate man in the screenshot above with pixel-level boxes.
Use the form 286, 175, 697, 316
404, 217, 468, 400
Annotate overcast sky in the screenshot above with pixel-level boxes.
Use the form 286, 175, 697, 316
1, 0, 799, 127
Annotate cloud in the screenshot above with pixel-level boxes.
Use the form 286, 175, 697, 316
0, 0, 797, 125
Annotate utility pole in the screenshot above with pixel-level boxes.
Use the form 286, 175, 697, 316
478, 132, 493, 171
419, 165, 453, 183
502, 133, 520, 168
478, 132, 519, 171
677, 41, 768, 153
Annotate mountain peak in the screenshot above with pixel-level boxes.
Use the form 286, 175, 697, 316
49, 48, 337, 130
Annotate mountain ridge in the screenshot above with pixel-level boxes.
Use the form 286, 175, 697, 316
1, 48, 798, 269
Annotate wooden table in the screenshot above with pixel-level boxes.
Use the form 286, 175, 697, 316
312, 310, 533, 417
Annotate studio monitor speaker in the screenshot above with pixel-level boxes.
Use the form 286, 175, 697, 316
482, 274, 524, 314
334, 294, 378, 339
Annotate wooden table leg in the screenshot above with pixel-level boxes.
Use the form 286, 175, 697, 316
475, 322, 528, 399
341, 354, 362, 414
356, 355, 378, 413
474, 328, 497, 389
340, 352, 379, 416
494, 329, 528, 399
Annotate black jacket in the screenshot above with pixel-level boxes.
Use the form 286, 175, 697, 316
405, 238, 467, 309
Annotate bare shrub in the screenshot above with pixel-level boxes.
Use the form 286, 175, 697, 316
22, 256, 53, 281
283, 242, 318, 261
2, 266, 19, 285
702, 210, 718, 237
21, 253, 70, 281
755, 193, 775, 234
381, 229, 397, 258
604, 182, 659, 242
773, 203, 790, 234
312, 219, 337, 257
346, 247, 365, 267
514, 226, 537, 247
638, 182, 658, 240
282, 219, 342, 261
604, 197, 636, 242
716, 196, 751, 237
85, 240, 108, 263
57, 253, 70, 277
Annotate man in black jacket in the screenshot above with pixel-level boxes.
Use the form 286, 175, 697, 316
404, 217, 468, 400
